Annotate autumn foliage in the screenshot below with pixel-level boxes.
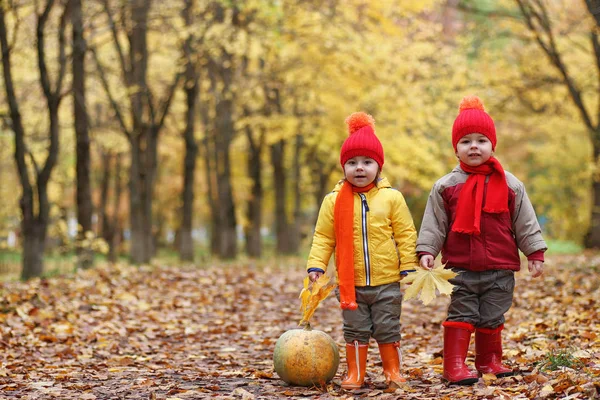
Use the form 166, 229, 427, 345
0, 254, 598, 398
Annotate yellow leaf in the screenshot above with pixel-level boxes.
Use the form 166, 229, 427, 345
299, 276, 310, 312
541, 384, 554, 394
420, 271, 437, 305
403, 268, 428, 301
299, 274, 336, 326
482, 373, 497, 385
402, 266, 459, 305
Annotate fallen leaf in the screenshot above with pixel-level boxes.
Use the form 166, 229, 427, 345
540, 384, 554, 394
232, 388, 255, 399
482, 373, 497, 385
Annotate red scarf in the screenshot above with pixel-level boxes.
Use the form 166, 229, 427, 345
452, 157, 508, 235
334, 180, 376, 310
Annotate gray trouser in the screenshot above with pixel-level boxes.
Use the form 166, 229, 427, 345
447, 269, 515, 329
335, 282, 402, 344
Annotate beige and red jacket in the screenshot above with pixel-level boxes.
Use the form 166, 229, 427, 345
306, 177, 419, 287
416, 166, 547, 271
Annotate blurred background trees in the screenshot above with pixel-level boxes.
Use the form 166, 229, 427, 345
0, 0, 594, 279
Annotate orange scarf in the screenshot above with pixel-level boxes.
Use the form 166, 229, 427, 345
334, 180, 376, 310
452, 157, 508, 235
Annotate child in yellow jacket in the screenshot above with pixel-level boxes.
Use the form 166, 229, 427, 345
306, 112, 419, 389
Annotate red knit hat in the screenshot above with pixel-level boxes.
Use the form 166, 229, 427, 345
340, 112, 384, 168
452, 95, 497, 151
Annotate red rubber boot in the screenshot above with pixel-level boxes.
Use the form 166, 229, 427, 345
475, 325, 515, 377
442, 321, 479, 385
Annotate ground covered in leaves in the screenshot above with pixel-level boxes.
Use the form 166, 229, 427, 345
0, 254, 599, 399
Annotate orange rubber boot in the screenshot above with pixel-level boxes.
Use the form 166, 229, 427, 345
341, 341, 368, 389
378, 341, 406, 387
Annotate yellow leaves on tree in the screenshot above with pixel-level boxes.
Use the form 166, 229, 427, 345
299, 275, 336, 327
402, 266, 458, 305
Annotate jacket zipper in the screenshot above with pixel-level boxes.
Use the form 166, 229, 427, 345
359, 193, 371, 285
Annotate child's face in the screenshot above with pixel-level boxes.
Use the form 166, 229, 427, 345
455, 133, 493, 167
343, 156, 379, 187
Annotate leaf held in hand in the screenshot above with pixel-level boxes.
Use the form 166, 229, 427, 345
402, 266, 459, 305
299, 277, 311, 314
299, 274, 336, 326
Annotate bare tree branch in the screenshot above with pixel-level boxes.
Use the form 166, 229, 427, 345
37, 0, 56, 101
0, 5, 31, 198
55, 0, 71, 99
516, 0, 594, 131
102, 0, 130, 85
591, 31, 600, 128
586, 0, 600, 26
6, 4, 21, 52
155, 72, 182, 134
90, 46, 132, 138
26, 149, 41, 176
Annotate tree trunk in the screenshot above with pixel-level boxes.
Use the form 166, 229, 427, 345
214, 90, 237, 258
179, 0, 199, 262
99, 152, 122, 262
288, 133, 303, 253
585, 143, 600, 247
129, 137, 150, 263
268, 84, 292, 255
0, 2, 67, 279
207, 37, 237, 258
271, 139, 291, 254
109, 154, 123, 262
244, 124, 264, 258
144, 129, 158, 257
127, 1, 152, 263
180, 93, 198, 261
99, 151, 112, 242
72, 0, 93, 269
584, 1, 600, 247
199, 88, 221, 256
94, 0, 180, 263
310, 152, 337, 228
21, 222, 46, 280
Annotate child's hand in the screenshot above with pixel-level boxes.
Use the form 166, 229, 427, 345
420, 255, 435, 270
308, 271, 323, 282
528, 260, 544, 278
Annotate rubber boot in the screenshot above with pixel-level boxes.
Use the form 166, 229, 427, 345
341, 341, 368, 389
442, 321, 479, 385
378, 341, 406, 387
475, 325, 515, 377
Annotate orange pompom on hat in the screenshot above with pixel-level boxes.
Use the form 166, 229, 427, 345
340, 112, 384, 168
451, 95, 497, 151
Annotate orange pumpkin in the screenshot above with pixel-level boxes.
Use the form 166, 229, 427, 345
273, 327, 340, 387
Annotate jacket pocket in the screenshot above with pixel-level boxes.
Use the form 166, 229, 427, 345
391, 236, 400, 266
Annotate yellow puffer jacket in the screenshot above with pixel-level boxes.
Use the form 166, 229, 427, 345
306, 177, 419, 287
